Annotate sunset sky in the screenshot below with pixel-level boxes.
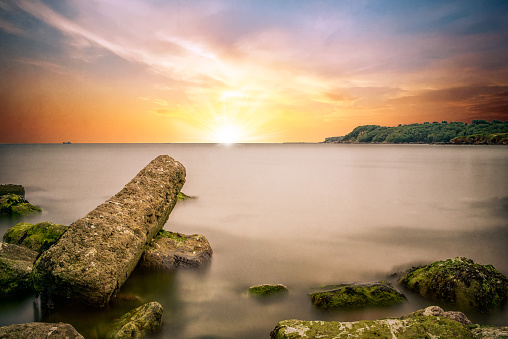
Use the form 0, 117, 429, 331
1, 0, 507, 143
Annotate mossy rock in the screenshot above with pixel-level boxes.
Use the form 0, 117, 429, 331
0, 194, 41, 216
471, 325, 508, 338
177, 192, 195, 201
0, 242, 38, 299
399, 257, 508, 312
3, 222, 69, 253
107, 301, 163, 339
247, 284, 289, 296
270, 306, 473, 338
310, 281, 406, 309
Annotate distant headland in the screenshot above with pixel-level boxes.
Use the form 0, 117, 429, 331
324, 120, 508, 145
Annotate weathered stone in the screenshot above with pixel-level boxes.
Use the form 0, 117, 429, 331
399, 257, 508, 312
0, 194, 41, 216
107, 301, 163, 339
471, 325, 508, 338
0, 184, 25, 197
0, 242, 37, 298
310, 281, 406, 309
3, 221, 69, 253
270, 306, 473, 338
0, 322, 84, 338
33, 155, 186, 308
140, 230, 212, 271
401, 305, 472, 326
247, 284, 289, 296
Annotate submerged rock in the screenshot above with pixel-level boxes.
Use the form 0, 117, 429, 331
107, 301, 163, 339
32, 155, 186, 308
0, 322, 84, 339
3, 221, 69, 253
140, 230, 212, 271
309, 281, 406, 310
0, 242, 38, 298
0, 194, 41, 216
270, 306, 473, 339
247, 284, 289, 296
399, 257, 508, 312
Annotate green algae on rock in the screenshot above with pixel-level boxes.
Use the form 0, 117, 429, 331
107, 301, 163, 339
3, 222, 69, 253
0, 242, 38, 298
0, 322, 84, 339
247, 284, 289, 296
177, 192, 195, 201
270, 306, 473, 339
399, 257, 508, 312
0, 194, 41, 216
310, 281, 406, 310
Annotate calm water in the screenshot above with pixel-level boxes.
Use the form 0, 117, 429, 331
0, 143, 507, 338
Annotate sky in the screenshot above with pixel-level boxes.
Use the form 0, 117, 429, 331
1, 0, 507, 143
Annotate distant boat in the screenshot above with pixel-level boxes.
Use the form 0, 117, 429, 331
63, 141, 72, 144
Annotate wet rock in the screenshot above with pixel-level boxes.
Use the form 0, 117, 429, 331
309, 281, 406, 310
471, 325, 508, 338
107, 301, 163, 339
0, 184, 25, 197
399, 257, 508, 312
33, 155, 186, 308
247, 284, 289, 296
0, 194, 41, 216
0, 242, 37, 298
3, 221, 69, 253
140, 230, 212, 271
401, 305, 472, 326
0, 322, 84, 338
270, 306, 473, 339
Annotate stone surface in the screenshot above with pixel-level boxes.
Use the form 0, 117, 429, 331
399, 257, 508, 312
310, 281, 406, 309
107, 301, 163, 339
247, 284, 289, 296
401, 305, 472, 326
0, 322, 83, 338
33, 155, 186, 308
0, 184, 25, 197
0, 242, 38, 298
0, 194, 41, 216
3, 221, 69, 253
140, 230, 212, 271
270, 306, 473, 339
471, 325, 508, 338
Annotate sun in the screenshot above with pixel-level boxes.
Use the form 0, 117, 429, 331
215, 125, 242, 144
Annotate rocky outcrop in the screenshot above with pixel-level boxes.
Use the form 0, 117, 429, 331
32, 155, 186, 308
0, 242, 37, 298
247, 284, 288, 296
140, 230, 212, 271
3, 221, 69, 253
401, 305, 472, 326
309, 281, 406, 309
399, 257, 508, 312
270, 306, 473, 339
0, 194, 41, 216
0, 184, 25, 197
0, 322, 84, 339
107, 301, 163, 339
471, 325, 508, 338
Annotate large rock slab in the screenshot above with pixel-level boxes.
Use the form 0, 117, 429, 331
107, 301, 163, 339
270, 306, 473, 339
0, 322, 84, 338
310, 281, 406, 309
3, 221, 69, 253
399, 257, 508, 312
0, 242, 38, 298
33, 155, 186, 307
140, 230, 212, 271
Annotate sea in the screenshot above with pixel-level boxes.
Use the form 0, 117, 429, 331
0, 143, 507, 338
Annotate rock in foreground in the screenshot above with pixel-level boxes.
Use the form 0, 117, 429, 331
310, 281, 406, 309
247, 284, 289, 296
140, 230, 212, 271
399, 257, 508, 312
107, 301, 163, 339
0, 322, 84, 339
270, 306, 472, 339
33, 155, 186, 307
0, 242, 38, 298
3, 221, 69, 253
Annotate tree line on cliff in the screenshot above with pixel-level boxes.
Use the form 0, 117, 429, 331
325, 120, 508, 144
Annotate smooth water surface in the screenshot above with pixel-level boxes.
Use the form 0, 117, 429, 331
1, 143, 507, 338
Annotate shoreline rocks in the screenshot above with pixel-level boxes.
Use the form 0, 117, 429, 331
0, 184, 25, 198
0, 322, 84, 339
0, 194, 41, 216
0, 242, 37, 298
247, 284, 289, 297
3, 222, 69, 253
107, 302, 163, 339
32, 155, 186, 308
